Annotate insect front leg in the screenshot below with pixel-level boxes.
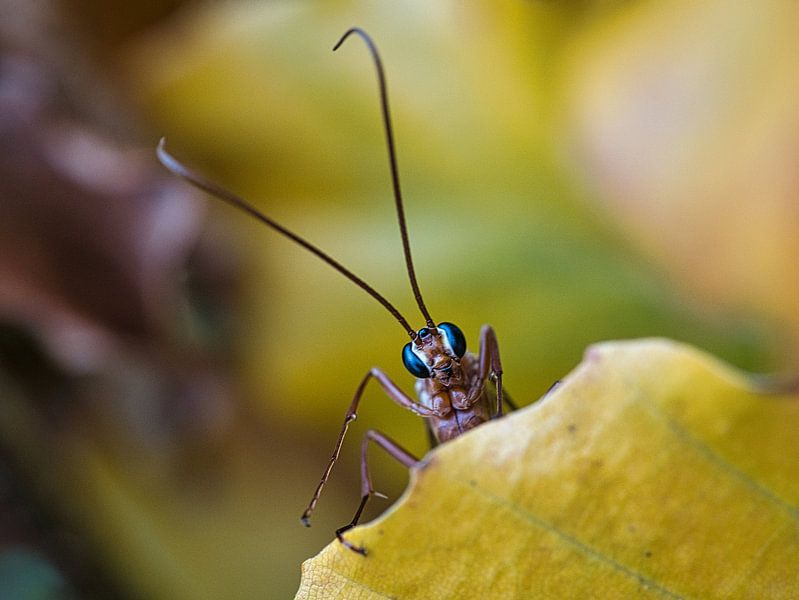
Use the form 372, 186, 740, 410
476, 324, 504, 417
301, 367, 442, 527
502, 387, 519, 412
336, 429, 418, 555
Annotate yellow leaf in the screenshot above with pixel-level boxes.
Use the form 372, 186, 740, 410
296, 339, 799, 599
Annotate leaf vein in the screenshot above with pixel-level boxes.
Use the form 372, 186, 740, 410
645, 401, 799, 522
458, 480, 689, 600
314, 563, 397, 600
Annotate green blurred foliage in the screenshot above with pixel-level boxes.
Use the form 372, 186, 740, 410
0, 548, 73, 599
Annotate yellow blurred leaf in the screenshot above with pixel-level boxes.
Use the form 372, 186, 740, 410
296, 339, 799, 599
563, 0, 799, 342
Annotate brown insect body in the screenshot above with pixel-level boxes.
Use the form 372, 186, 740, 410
414, 332, 492, 444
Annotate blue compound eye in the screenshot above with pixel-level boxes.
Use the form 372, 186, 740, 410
437, 322, 466, 358
402, 343, 430, 378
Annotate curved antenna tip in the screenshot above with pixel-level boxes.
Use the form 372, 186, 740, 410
156, 137, 170, 166
332, 27, 371, 52
155, 137, 188, 179
331, 26, 435, 326
153, 138, 417, 337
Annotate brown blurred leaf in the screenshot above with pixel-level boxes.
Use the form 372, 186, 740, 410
0, 53, 207, 373
0, 4, 248, 595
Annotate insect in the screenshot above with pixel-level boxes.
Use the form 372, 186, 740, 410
157, 27, 513, 555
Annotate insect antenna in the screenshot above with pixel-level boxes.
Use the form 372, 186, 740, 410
156, 138, 417, 338
334, 28, 435, 329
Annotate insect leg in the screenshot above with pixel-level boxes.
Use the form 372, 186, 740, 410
424, 418, 440, 448
501, 387, 518, 411
301, 368, 439, 526
500, 381, 559, 413
493, 381, 557, 416
336, 429, 418, 555
477, 325, 505, 418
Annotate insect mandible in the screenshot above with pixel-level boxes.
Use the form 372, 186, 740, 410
157, 27, 514, 556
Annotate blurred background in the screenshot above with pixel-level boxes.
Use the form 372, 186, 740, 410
1, 0, 797, 597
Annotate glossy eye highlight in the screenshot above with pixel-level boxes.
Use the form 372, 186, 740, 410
402, 342, 430, 378
437, 322, 466, 358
